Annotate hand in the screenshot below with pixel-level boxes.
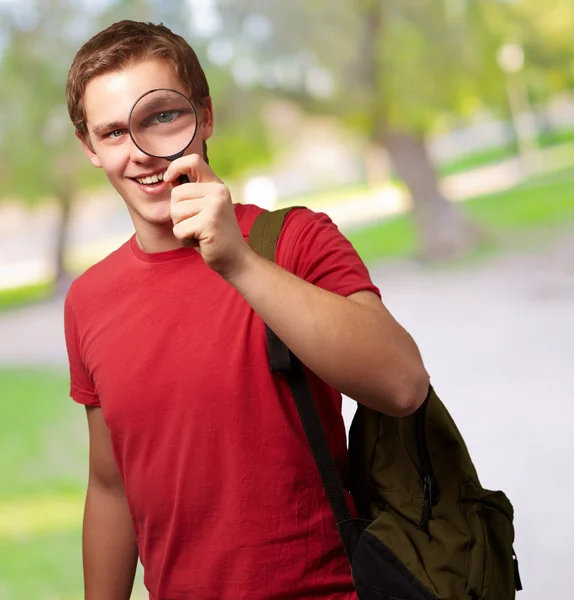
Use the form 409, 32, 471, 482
164, 154, 252, 280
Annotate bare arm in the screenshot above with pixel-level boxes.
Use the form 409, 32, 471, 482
83, 406, 138, 600
228, 253, 429, 417
162, 154, 428, 416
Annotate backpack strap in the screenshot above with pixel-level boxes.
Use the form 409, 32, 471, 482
248, 207, 355, 560
248, 206, 294, 262
248, 208, 295, 374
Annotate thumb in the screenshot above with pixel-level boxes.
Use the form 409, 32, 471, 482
164, 153, 221, 185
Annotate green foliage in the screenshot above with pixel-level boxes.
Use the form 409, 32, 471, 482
0, 0, 158, 206
212, 1, 507, 136
203, 65, 274, 178
213, 0, 574, 138
0, 3, 88, 203
495, 0, 574, 101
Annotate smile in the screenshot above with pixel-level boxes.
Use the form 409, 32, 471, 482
133, 170, 167, 185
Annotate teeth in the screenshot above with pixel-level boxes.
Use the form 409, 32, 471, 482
136, 171, 165, 185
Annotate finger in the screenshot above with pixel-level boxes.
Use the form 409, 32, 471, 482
170, 182, 221, 204
173, 212, 210, 245
164, 153, 221, 185
170, 199, 205, 226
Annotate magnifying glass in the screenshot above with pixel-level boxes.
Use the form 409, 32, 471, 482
128, 88, 198, 184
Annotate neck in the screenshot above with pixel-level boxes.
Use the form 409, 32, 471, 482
133, 220, 183, 254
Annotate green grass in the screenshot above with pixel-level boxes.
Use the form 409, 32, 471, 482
0, 369, 147, 599
466, 169, 574, 228
0, 368, 87, 599
0, 281, 53, 312
0, 368, 86, 499
348, 168, 574, 265
0, 531, 84, 600
348, 213, 418, 264
437, 127, 574, 177
438, 144, 517, 177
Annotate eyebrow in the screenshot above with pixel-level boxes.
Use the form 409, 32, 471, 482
91, 121, 127, 137
138, 92, 184, 113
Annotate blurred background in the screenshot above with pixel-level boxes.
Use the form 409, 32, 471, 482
0, 0, 572, 597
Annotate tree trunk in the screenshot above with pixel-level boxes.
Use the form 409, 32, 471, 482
355, 2, 483, 261
379, 129, 484, 261
54, 192, 73, 296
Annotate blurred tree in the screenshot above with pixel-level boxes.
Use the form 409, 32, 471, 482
211, 0, 521, 259
486, 0, 574, 105
0, 0, 273, 297
157, 21, 274, 181
0, 0, 151, 293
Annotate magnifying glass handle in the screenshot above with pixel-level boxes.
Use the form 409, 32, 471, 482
178, 174, 190, 185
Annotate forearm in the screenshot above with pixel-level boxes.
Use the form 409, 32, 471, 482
228, 251, 428, 415
83, 483, 138, 600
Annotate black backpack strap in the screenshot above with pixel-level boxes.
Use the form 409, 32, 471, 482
248, 207, 355, 558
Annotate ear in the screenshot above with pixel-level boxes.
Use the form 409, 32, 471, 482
199, 97, 214, 141
77, 132, 102, 168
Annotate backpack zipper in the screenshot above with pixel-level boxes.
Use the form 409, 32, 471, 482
415, 400, 440, 534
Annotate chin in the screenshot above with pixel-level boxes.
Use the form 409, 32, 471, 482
142, 206, 172, 226
127, 197, 172, 227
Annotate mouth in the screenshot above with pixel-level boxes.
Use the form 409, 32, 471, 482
131, 169, 168, 186
130, 169, 170, 196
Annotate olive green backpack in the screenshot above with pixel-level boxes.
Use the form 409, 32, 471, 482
249, 207, 523, 600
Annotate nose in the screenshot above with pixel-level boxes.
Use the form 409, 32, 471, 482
129, 138, 154, 164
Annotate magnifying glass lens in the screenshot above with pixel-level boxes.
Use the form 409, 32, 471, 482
129, 89, 197, 160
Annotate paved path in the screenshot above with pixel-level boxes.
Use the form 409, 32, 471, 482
1, 235, 573, 599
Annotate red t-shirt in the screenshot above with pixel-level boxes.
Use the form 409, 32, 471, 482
64, 204, 380, 600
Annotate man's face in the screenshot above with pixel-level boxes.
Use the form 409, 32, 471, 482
80, 59, 213, 229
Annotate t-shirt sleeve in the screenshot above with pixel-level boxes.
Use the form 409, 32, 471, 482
64, 291, 100, 407
276, 208, 381, 299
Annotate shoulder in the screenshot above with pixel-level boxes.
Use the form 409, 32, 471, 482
276, 207, 344, 270
237, 202, 325, 237
239, 202, 379, 297
240, 203, 339, 267
238, 203, 335, 260
280, 206, 335, 241
65, 238, 132, 315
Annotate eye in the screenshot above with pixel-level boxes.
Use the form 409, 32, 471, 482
156, 111, 178, 124
140, 110, 182, 128
107, 129, 125, 139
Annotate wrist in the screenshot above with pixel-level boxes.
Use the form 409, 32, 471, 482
221, 244, 260, 289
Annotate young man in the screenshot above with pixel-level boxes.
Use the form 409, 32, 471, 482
64, 20, 429, 600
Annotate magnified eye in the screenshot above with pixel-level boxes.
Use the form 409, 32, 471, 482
139, 110, 183, 128
128, 88, 198, 159
156, 111, 179, 124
